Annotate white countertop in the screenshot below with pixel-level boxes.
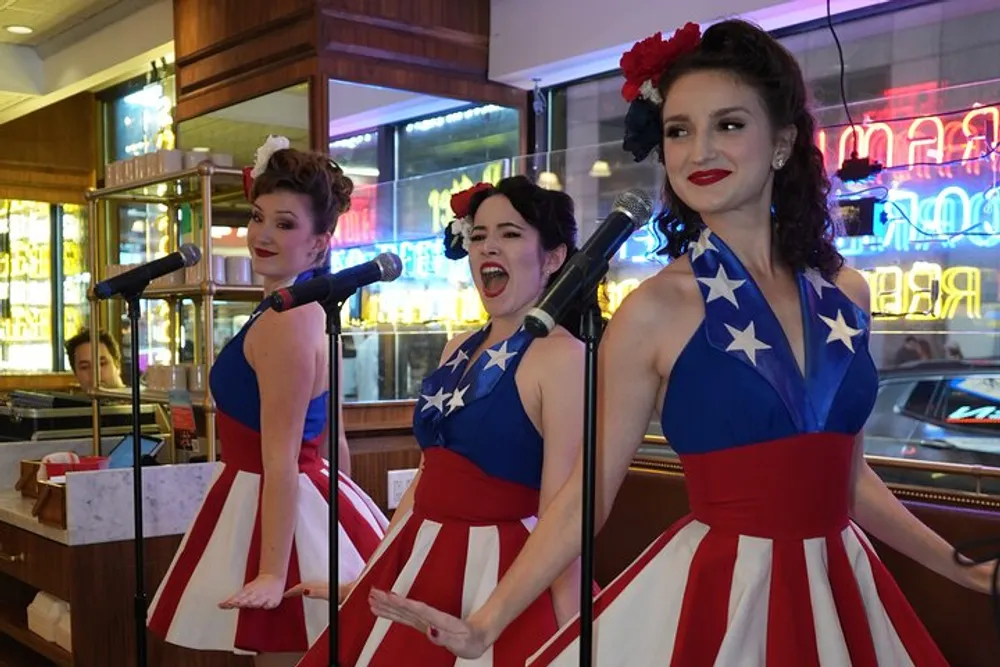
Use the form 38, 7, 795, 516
0, 462, 218, 546
0, 488, 69, 544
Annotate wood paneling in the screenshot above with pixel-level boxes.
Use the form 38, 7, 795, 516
172, 0, 316, 122
0, 93, 95, 204
172, 0, 527, 132
595, 462, 1000, 667
70, 536, 251, 667
0, 519, 249, 667
349, 434, 421, 511
344, 400, 416, 434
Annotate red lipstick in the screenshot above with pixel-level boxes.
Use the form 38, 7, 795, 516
254, 248, 276, 258
687, 170, 732, 186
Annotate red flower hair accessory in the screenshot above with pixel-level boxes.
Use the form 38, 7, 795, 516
444, 182, 493, 259
620, 22, 701, 105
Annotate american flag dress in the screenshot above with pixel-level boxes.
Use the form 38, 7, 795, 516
322, 325, 562, 667
147, 269, 388, 655
529, 230, 948, 667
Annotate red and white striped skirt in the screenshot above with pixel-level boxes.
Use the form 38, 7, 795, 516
329, 447, 558, 667
529, 434, 948, 667
148, 459, 386, 655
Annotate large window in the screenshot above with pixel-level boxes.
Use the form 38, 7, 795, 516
396, 105, 520, 180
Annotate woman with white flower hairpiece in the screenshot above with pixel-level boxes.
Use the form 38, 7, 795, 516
283, 175, 597, 667
148, 136, 388, 667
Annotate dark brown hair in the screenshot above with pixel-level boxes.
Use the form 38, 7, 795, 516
655, 19, 843, 277
250, 148, 354, 237
466, 176, 599, 340
65, 329, 121, 372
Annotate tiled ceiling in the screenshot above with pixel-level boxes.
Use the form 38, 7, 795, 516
0, 0, 125, 46
179, 117, 310, 170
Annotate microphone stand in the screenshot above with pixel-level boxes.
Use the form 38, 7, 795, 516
319, 289, 350, 667
123, 288, 149, 667
578, 289, 603, 667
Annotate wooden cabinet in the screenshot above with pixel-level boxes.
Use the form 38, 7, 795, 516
0, 520, 250, 667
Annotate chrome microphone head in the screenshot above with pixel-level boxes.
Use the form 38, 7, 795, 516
613, 189, 654, 230
178, 243, 202, 267
374, 252, 403, 282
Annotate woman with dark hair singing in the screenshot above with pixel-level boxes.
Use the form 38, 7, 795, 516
369, 20, 994, 666
147, 137, 387, 667
291, 176, 592, 666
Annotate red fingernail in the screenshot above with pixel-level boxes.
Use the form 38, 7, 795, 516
429, 627, 439, 639
303, 589, 311, 596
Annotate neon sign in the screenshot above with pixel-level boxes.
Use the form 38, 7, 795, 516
817, 103, 999, 180
859, 262, 981, 321
835, 184, 1000, 255
425, 161, 505, 234
331, 186, 377, 249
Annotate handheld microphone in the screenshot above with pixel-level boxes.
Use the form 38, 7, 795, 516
270, 252, 403, 312
93, 244, 201, 300
524, 189, 653, 337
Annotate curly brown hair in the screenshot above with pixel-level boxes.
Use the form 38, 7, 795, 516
654, 19, 843, 277
250, 148, 354, 237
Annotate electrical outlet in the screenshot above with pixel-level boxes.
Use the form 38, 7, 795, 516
386, 468, 418, 510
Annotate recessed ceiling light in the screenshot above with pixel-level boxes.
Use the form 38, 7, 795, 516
4, 25, 34, 35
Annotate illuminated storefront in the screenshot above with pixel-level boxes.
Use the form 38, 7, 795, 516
0, 200, 88, 372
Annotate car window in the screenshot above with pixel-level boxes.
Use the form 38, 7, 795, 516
899, 380, 939, 420
941, 375, 1000, 433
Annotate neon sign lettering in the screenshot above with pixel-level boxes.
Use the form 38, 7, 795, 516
817, 103, 1000, 179
330, 186, 377, 249
836, 184, 1000, 255
426, 161, 505, 234
859, 262, 980, 321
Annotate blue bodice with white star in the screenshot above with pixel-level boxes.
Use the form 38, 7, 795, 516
412, 326, 544, 489
210, 268, 328, 440
661, 229, 878, 455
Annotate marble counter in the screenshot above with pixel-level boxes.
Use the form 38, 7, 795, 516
0, 462, 218, 546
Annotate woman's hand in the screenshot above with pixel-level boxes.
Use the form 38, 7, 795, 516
284, 580, 357, 604
961, 559, 998, 595
368, 588, 492, 659
219, 574, 286, 610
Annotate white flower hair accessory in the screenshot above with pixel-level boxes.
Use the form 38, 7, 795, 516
449, 217, 472, 250
250, 134, 290, 178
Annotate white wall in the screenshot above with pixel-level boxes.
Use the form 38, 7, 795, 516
488, 0, 894, 88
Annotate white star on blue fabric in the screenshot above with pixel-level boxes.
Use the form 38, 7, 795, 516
690, 228, 717, 261
444, 348, 469, 372
697, 265, 745, 307
724, 321, 771, 366
819, 310, 862, 352
803, 268, 835, 298
446, 385, 469, 414
420, 387, 451, 413
483, 341, 517, 372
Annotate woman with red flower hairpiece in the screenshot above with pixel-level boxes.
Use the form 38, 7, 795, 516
292, 175, 597, 666
368, 19, 995, 667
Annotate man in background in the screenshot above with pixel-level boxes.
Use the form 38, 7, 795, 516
64, 329, 125, 390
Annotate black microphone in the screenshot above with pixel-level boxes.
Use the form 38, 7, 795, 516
93, 244, 201, 300
524, 189, 653, 337
270, 252, 403, 312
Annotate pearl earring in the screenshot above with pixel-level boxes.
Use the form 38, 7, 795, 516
773, 156, 785, 170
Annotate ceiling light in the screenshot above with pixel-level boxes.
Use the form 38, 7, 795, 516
5, 25, 34, 35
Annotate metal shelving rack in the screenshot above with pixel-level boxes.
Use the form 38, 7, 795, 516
84, 161, 261, 461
